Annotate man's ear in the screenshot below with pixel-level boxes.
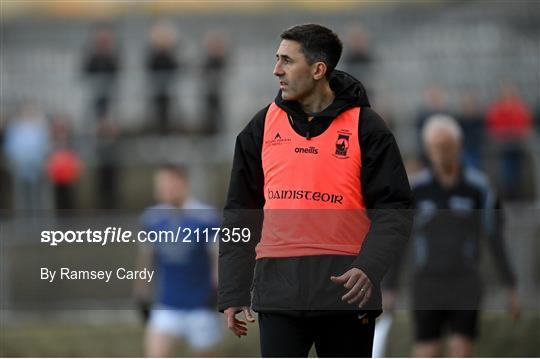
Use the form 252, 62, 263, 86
312, 62, 328, 81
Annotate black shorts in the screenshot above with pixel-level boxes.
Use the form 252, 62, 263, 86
258, 311, 376, 357
413, 310, 479, 341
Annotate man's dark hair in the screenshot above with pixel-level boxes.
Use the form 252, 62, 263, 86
280, 24, 343, 78
160, 163, 188, 180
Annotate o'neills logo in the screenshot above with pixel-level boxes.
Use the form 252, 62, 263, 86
265, 132, 291, 146
267, 189, 343, 204
294, 146, 318, 154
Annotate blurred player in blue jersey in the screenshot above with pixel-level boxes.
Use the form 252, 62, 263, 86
383, 114, 520, 357
135, 164, 222, 356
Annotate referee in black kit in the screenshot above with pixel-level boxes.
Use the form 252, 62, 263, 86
383, 114, 520, 357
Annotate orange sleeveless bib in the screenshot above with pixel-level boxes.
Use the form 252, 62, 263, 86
256, 102, 371, 258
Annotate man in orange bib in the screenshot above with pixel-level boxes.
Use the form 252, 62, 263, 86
219, 24, 412, 357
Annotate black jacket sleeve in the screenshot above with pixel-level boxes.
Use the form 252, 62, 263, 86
218, 106, 268, 312
380, 240, 409, 291
351, 107, 413, 285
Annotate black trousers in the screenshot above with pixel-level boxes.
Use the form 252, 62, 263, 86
258, 311, 375, 357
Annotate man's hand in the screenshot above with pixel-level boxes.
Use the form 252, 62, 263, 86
224, 306, 255, 338
331, 268, 373, 308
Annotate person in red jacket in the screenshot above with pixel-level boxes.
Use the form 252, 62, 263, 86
486, 84, 533, 199
218, 24, 412, 357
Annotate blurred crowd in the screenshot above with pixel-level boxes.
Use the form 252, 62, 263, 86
411, 82, 538, 201
1, 8, 539, 357
1, 21, 231, 213
82, 21, 229, 135
0, 22, 539, 215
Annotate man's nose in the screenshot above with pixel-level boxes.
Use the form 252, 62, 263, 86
273, 62, 284, 77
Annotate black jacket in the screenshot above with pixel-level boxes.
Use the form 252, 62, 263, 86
383, 166, 516, 309
218, 70, 413, 314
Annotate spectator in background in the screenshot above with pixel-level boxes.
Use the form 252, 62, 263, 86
383, 115, 520, 357
82, 24, 120, 121
46, 116, 82, 210
458, 91, 485, 170
486, 83, 533, 199
135, 165, 222, 357
146, 21, 180, 135
200, 31, 229, 134
343, 25, 374, 94
96, 116, 120, 209
4, 104, 51, 215
416, 86, 450, 165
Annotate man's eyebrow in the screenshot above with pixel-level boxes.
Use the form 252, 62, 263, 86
276, 54, 293, 60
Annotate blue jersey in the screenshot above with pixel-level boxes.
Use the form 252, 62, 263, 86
141, 199, 219, 309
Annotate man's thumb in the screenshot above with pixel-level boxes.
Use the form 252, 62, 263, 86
243, 307, 255, 322
330, 272, 349, 283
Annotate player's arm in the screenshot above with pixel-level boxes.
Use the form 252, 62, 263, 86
218, 107, 267, 335
484, 192, 520, 320
208, 241, 219, 289
134, 243, 154, 323
485, 195, 517, 287
135, 245, 154, 296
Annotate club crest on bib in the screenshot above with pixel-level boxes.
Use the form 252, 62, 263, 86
334, 130, 351, 159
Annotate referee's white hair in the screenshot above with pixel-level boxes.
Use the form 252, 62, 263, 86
421, 113, 463, 145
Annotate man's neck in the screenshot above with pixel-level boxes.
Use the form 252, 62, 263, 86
434, 163, 461, 187
167, 196, 187, 209
299, 81, 335, 117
